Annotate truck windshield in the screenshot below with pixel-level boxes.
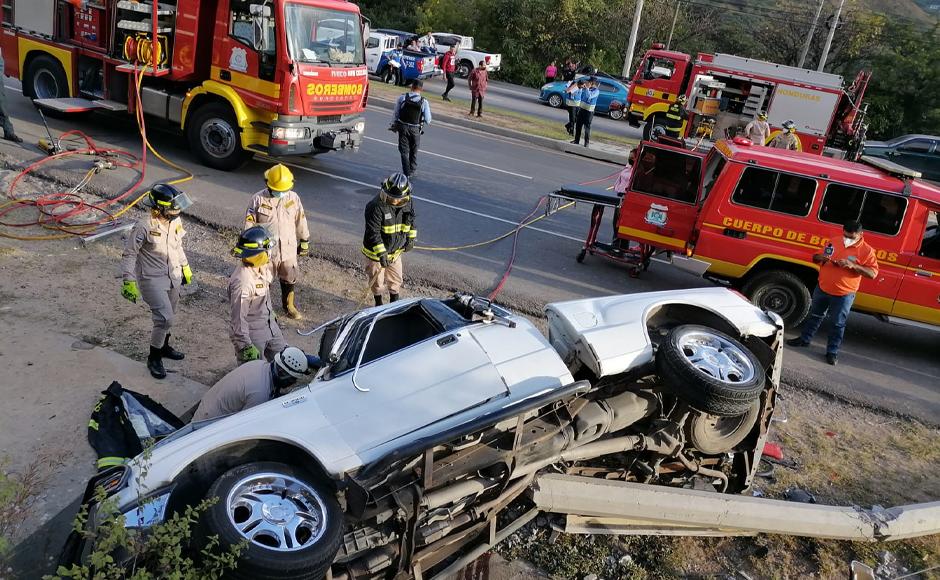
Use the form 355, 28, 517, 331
285, 4, 364, 65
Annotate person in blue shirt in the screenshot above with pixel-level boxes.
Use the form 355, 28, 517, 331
383, 45, 404, 86
564, 78, 584, 135
572, 77, 600, 147
392, 79, 433, 176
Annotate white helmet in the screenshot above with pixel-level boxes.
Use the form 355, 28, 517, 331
274, 346, 310, 380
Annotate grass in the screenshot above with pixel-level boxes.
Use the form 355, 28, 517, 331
369, 82, 638, 148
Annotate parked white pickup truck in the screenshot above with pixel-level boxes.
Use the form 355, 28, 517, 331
432, 32, 502, 78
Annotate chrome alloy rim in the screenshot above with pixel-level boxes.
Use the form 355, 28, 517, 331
676, 330, 755, 384
226, 472, 327, 551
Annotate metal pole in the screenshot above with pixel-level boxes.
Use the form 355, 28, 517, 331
797, 0, 825, 68
621, 0, 645, 79
817, 0, 845, 72
666, 1, 681, 50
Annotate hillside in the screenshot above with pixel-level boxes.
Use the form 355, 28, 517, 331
858, 0, 937, 22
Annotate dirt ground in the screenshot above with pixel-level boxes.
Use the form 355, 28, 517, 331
1, 164, 938, 579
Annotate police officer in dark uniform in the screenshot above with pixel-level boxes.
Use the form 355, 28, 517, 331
664, 95, 688, 139
392, 79, 433, 177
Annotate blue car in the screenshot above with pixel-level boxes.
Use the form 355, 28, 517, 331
538, 74, 629, 120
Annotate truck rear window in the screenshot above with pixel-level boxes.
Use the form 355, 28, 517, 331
631, 148, 701, 204
819, 184, 907, 236
731, 167, 817, 217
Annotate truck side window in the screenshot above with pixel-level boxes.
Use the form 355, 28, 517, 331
643, 57, 675, 80
732, 167, 816, 216
919, 211, 940, 260
898, 139, 931, 153
632, 148, 702, 204
366, 37, 379, 49
820, 184, 907, 236
700, 154, 727, 202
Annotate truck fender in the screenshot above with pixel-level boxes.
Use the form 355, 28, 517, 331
181, 81, 275, 143
641, 102, 671, 121
18, 38, 76, 97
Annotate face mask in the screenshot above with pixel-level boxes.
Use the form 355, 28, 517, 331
844, 236, 860, 247
244, 252, 270, 268
268, 188, 286, 198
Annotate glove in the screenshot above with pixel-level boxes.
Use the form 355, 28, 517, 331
238, 345, 261, 362
379, 254, 390, 268
181, 265, 193, 285
121, 280, 140, 303
404, 239, 415, 252
298, 240, 310, 257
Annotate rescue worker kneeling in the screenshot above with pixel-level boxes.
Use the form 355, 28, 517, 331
192, 346, 320, 421
229, 226, 287, 364
363, 173, 418, 306
121, 184, 194, 380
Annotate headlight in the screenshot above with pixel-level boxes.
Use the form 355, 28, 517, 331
354, 121, 365, 133
272, 127, 307, 140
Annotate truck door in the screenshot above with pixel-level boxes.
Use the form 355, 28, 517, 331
890, 138, 938, 180
365, 35, 382, 73
891, 206, 940, 326
632, 54, 686, 108
218, 0, 279, 105
619, 144, 704, 252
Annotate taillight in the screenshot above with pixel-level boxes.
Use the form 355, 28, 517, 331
485, 55, 491, 63
417, 59, 424, 72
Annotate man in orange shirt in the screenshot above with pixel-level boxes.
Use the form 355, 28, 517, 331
787, 221, 878, 365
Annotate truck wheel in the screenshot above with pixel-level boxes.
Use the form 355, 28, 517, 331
456, 60, 473, 78
199, 461, 343, 580
656, 325, 765, 417
642, 114, 668, 140
25, 55, 69, 100
742, 270, 811, 328
187, 102, 253, 171
547, 93, 564, 108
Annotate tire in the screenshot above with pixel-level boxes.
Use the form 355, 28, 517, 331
186, 102, 253, 171
656, 325, 765, 417
200, 461, 343, 580
686, 400, 761, 454
547, 93, 564, 108
25, 55, 71, 118
456, 60, 473, 78
742, 270, 812, 328
642, 114, 667, 141
609, 108, 624, 121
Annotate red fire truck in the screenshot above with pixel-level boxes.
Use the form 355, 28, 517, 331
1, 0, 369, 170
626, 45, 869, 159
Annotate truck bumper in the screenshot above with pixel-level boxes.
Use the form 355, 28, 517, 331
268, 116, 365, 156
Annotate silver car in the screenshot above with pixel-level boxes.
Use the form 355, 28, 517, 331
65, 288, 783, 579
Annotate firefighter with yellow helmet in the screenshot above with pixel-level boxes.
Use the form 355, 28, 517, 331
244, 164, 310, 319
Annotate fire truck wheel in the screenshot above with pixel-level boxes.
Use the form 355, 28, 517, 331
187, 102, 253, 171
742, 270, 811, 328
25, 55, 70, 116
642, 114, 667, 140
656, 325, 765, 417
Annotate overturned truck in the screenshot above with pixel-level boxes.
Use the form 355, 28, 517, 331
63, 288, 784, 579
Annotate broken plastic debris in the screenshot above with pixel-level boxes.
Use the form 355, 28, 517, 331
784, 488, 816, 504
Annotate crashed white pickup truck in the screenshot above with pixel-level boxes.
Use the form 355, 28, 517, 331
65, 288, 783, 580
432, 32, 502, 78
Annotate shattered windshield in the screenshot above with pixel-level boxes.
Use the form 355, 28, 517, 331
285, 4, 364, 65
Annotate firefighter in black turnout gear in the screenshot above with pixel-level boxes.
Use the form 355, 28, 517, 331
392, 79, 433, 177
664, 95, 687, 139
362, 173, 418, 306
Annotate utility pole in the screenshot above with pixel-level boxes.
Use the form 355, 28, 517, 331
621, 0, 645, 79
817, 0, 845, 72
797, 0, 825, 69
666, 1, 681, 50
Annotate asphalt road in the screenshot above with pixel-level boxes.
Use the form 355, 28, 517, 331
2, 81, 939, 425
415, 76, 643, 140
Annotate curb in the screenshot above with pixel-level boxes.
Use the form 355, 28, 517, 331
368, 96, 628, 165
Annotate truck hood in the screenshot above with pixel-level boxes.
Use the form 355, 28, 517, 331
545, 288, 780, 378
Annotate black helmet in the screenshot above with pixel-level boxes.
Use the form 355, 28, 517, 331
233, 226, 273, 258
380, 172, 412, 204
149, 183, 190, 216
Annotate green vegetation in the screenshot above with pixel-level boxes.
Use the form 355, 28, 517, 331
359, 0, 940, 139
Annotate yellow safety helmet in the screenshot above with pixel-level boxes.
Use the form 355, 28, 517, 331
265, 163, 294, 193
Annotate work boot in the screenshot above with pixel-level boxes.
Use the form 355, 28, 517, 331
281, 281, 302, 320
786, 337, 809, 347
161, 334, 185, 361
147, 346, 166, 380
4, 134, 24, 144
374, 295, 383, 307
389, 292, 400, 303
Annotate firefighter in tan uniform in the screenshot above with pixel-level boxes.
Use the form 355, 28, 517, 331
362, 173, 417, 306
121, 184, 193, 380
244, 164, 310, 319
229, 226, 287, 363
771, 119, 800, 150
744, 112, 771, 145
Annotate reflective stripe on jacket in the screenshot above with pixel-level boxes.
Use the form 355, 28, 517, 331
362, 195, 417, 261
665, 103, 685, 133
578, 87, 599, 112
